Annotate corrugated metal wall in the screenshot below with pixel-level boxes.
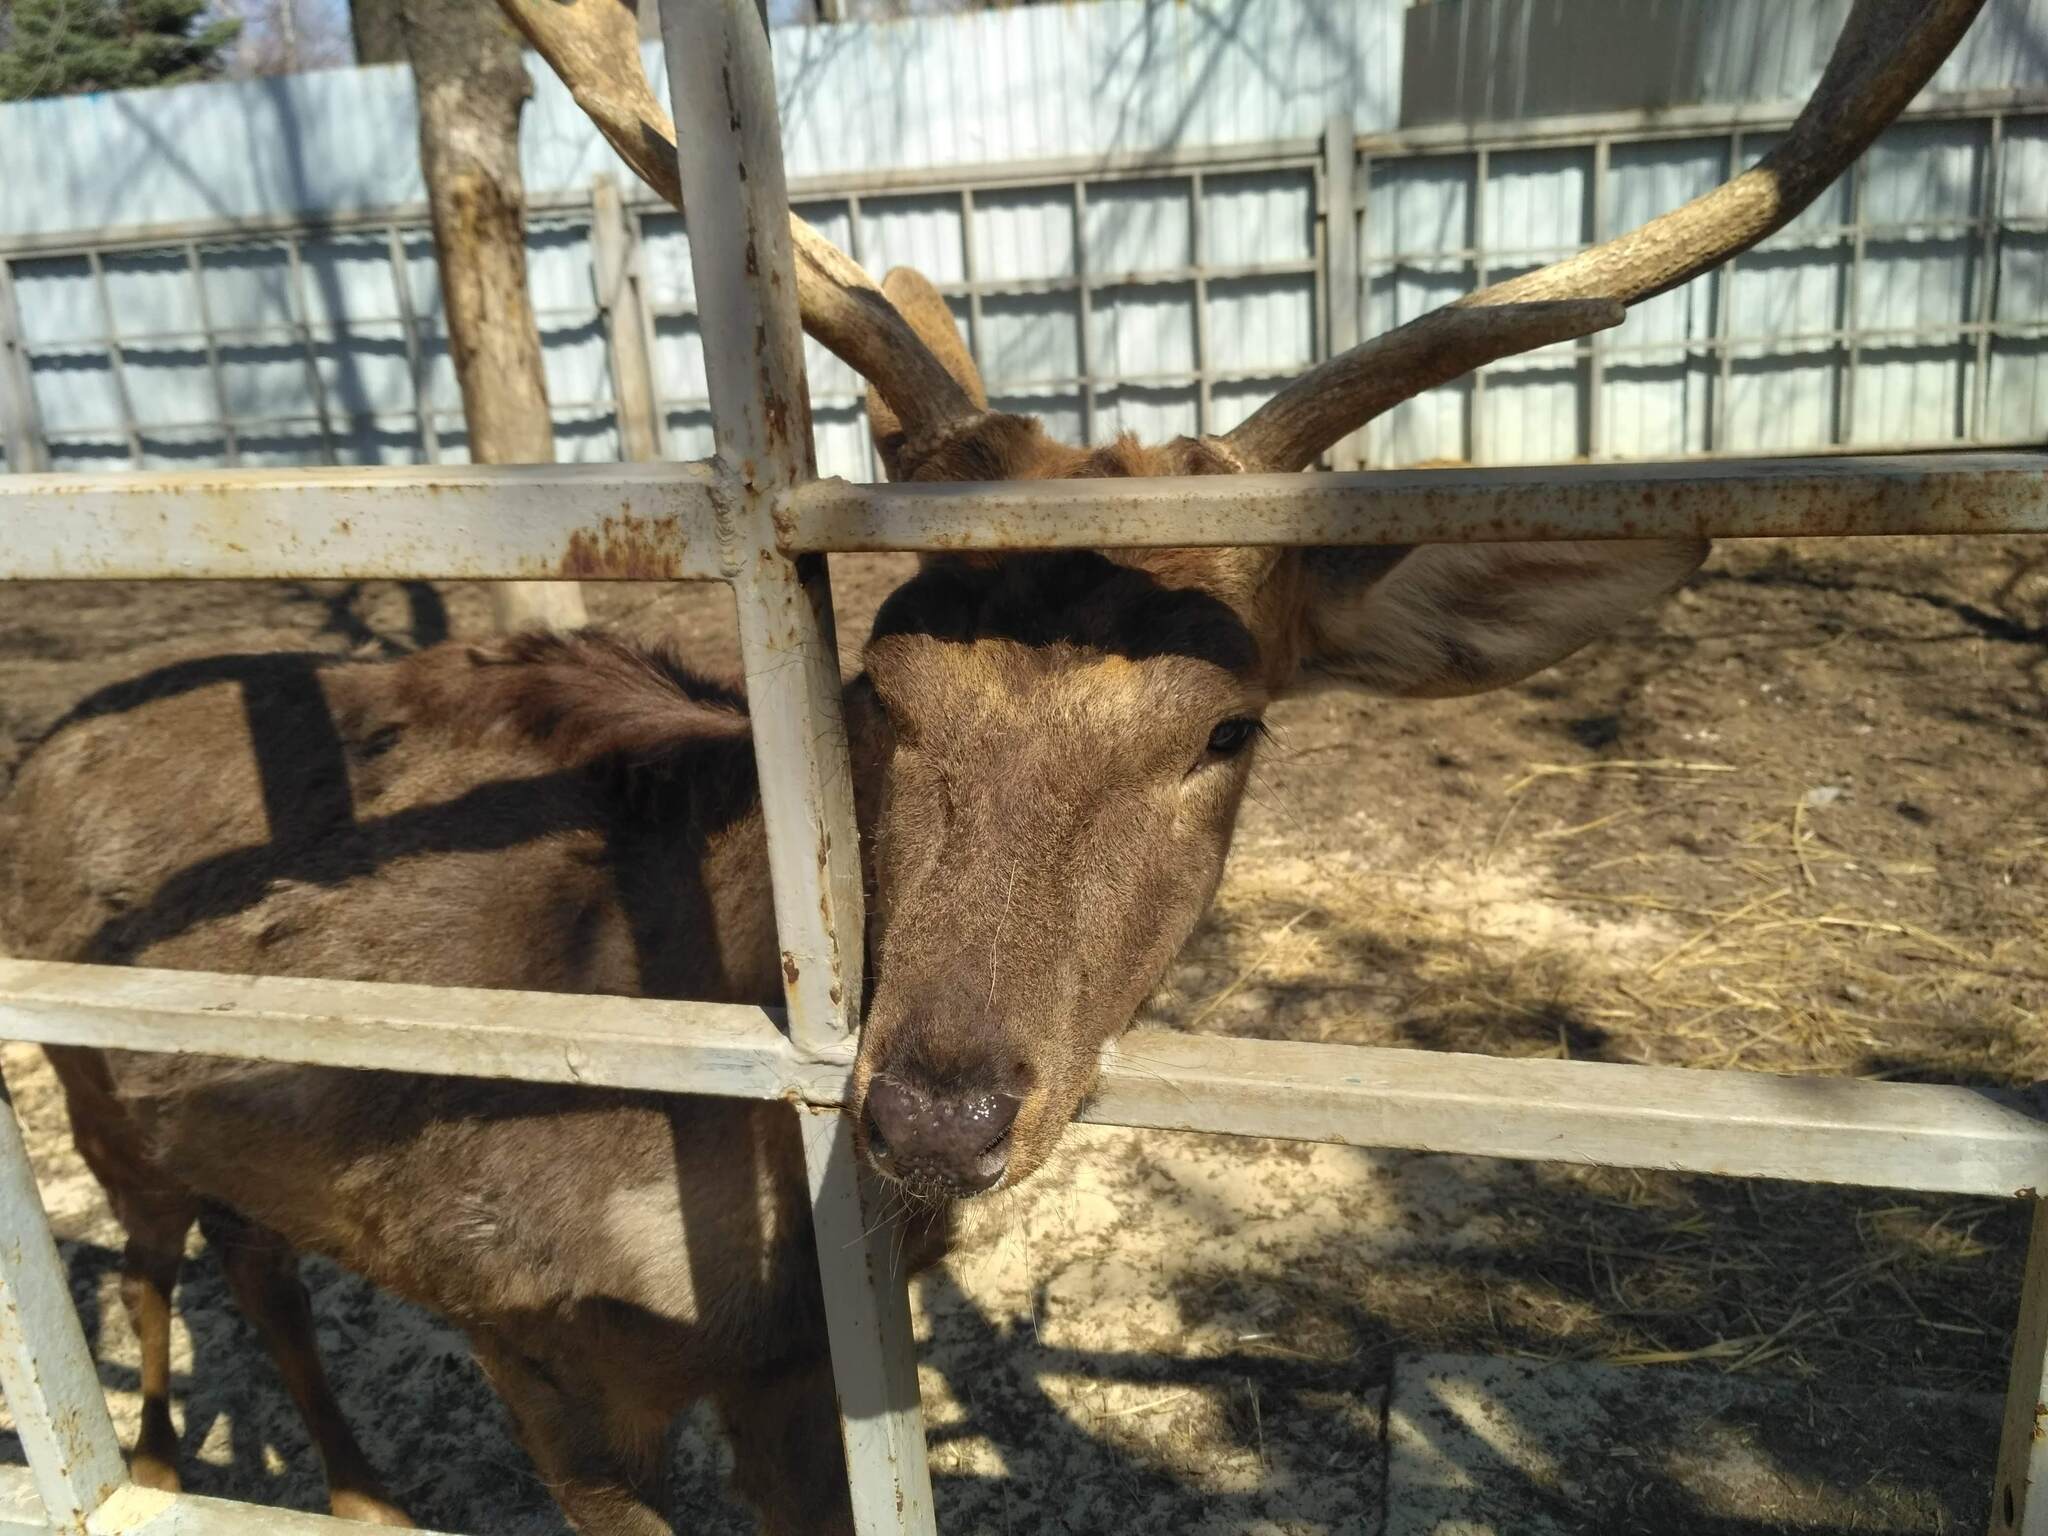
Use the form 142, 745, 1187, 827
0, 1, 1398, 240
1401, 0, 2048, 125
2, 0, 2044, 480
1357, 108, 2048, 466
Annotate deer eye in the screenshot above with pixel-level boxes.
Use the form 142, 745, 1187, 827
1205, 718, 1263, 757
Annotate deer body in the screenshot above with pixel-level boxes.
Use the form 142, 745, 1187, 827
6, 632, 885, 1531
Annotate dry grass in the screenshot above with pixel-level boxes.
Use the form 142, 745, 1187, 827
1146, 724, 2048, 1398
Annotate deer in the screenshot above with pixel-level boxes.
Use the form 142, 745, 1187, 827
0, 1, 1981, 1532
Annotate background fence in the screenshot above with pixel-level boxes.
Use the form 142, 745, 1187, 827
2, 0, 2046, 481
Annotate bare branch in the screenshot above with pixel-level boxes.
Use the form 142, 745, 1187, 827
1224, 0, 1989, 473
497, 0, 978, 445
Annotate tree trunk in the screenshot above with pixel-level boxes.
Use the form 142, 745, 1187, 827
399, 0, 584, 633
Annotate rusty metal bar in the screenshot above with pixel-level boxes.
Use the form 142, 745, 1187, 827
779, 450, 2048, 552
0, 461, 724, 581
5, 452, 2046, 584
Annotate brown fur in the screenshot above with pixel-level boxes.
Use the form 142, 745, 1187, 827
1, 271, 1708, 1534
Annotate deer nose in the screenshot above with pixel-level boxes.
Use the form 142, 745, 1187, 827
862, 1075, 1020, 1194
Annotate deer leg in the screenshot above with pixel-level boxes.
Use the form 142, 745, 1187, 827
196, 1204, 413, 1528
111, 1198, 197, 1494
715, 1359, 853, 1536
467, 1327, 673, 1536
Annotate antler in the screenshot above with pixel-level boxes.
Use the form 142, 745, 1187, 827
1223, 0, 1988, 474
497, 0, 979, 446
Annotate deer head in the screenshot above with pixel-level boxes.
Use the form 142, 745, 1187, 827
509, 0, 1982, 1198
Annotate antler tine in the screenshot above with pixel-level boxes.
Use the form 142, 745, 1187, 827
1224, 0, 1988, 474
498, 0, 980, 448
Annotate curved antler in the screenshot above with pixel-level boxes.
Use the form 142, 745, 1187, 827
1223, 0, 1988, 474
497, 0, 980, 446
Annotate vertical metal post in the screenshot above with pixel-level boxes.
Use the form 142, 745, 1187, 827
591, 175, 662, 463
659, 3, 931, 1530
1714, 129, 1743, 454
85, 250, 144, 468
1587, 136, 1610, 461
284, 234, 338, 464
185, 241, 240, 467
1995, 1198, 2048, 1534
0, 258, 46, 473
1073, 179, 1097, 444
845, 191, 882, 479
665, 0, 862, 1056
1190, 168, 1213, 438
1469, 147, 1490, 464
1973, 112, 2005, 443
0, 1070, 127, 1529
628, 207, 669, 459
1842, 154, 1867, 446
386, 225, 442, 464
1321, 112, 1362, 470
800, 1108, 937, 1535
959, 187, 984, 367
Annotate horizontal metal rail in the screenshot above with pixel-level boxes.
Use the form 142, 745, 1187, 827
0, 461, 724, 581
789, 451, 2048, 549
0, 1464, 454, 1535
3, 959, 2043, 1201
2, 452, 2042, 582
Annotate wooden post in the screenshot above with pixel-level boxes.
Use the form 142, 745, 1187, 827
400, 0, 586, 633
590, 175, 662, 463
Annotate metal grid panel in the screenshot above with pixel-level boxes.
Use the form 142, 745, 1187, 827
2, 16, 2048, 1536
1361, 101, 2048, 466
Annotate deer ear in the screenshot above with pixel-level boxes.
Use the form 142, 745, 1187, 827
867, 267, 987, 481
1294, 539, 1709, 698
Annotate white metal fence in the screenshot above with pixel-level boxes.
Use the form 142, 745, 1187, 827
3, 7, 2048, 1536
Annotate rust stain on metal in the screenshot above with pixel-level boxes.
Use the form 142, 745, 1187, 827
558, 510, 689, 579
782, 952, 800, 987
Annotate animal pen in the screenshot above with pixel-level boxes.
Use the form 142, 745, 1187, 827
0, 1, 2045, 1533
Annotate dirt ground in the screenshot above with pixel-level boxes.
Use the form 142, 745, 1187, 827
0, 526, 2044, 1533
